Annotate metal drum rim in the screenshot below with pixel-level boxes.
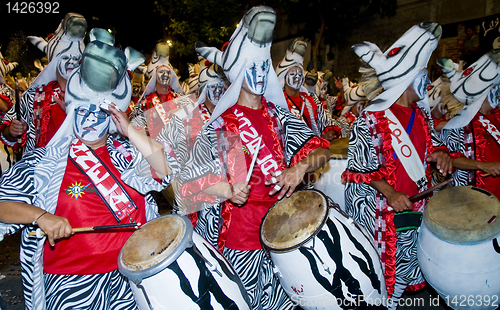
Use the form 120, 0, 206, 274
117, 214, 193, 283
260, 189, 330, 253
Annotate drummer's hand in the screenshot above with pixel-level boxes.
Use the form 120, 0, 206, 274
7, 119, 27, 140
36, 212, 73, 246
109, 103, 132, 137
321, 130, 339, 141
266, 163, 308, 200
229, 182, 251, 207
386, 190, 412, 213
478, 161, 500, 177
427, 150, 453, 177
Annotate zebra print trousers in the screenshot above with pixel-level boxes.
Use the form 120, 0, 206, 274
44, 270, 137, 310
223, 248, 295, 310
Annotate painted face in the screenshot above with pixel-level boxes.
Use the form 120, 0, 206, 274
286, 67, 304, 90
74, 104, 110, 142
244, 60, 269, 95
488, 85, 500, 109
132, 81, 142, 97
57, 52, 82, 80
413, 70, 431, 100
206, 81, 226, 105
156, 66, 171, 87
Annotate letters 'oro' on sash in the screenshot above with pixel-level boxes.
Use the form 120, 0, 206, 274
234, 108, 281, 181
478, 115, 500, 147
385, 109, 427, 188
69, 139, 137, 222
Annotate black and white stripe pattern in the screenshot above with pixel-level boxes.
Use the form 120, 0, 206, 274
0, 135, 162, 310
44, 270, 136, 310
223, 248, 294, 310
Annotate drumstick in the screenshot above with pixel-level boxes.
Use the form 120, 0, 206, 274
409, 178, 453, 203
483, 173, 491, 177
245, 135, 262, 186
28, 222, 142, 236
300, 101, 305, 117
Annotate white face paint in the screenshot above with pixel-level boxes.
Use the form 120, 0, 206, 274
488, 85, 500, 109
156, 66, 171, 87
74, 104, 110, 142
206, 81, 226, 105
286, 67, 304, 90
57, 52, 82, 80
413, 70, 431, 100
244, 60, 269, 95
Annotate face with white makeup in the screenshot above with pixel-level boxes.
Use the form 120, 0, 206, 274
243, 60, 269, 95
57, 51, 82, 80
206, 81, 226, 105
156, 65, 171, 87
286, 66, 305, 90
74, 103, 110, 142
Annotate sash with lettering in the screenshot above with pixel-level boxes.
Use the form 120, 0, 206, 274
69, 139, 138, 223
385, 109, 427, 188
231, 107, 286, 181
478, 115, 500, 147
151, 91, 177, 126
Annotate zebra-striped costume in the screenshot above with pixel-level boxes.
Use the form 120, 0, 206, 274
0, 134, 166, 310
341, 104, 447, 303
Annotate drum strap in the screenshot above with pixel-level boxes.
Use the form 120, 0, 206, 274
393, 211, 423, 231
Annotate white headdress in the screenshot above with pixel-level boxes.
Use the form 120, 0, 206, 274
196, 6, 286, 124
275, 38, 307, 90
341, 77, 366, 114
48, 28, 145, 144
28, 12, 86, 63
143, 42, 184, 97
440, 49, 500, 129
353, 22, 442, 112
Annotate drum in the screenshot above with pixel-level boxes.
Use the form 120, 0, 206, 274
118, 215, 251, 310
260, 190, 386, 310
417, 186, 500, 310
313, 137, 349, 210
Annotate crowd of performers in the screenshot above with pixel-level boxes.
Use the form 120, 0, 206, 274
0, 7, 499, 310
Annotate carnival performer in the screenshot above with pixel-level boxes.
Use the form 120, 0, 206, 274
196, 6, 331, 310
130, 41, 185, 139
439, 50, 500, 200
126, 67, 146, 117
0, 49, 16, 121
427, 76, 451, 132
0, 12, 86, 154
341, 22, 455, 308
156, 62, 230, 246
0, 30, 166, 310
276, 39, 347, 140
339, 77, 366, 128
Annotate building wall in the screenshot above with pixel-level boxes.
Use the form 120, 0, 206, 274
271, 0, 500, 84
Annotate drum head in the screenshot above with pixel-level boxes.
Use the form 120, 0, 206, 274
329, 137, 349, 159
118, 215, 193, 282
425, 186, 500, 243
260, 190, 328, 252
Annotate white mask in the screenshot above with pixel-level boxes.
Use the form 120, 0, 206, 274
286, 67, 304, 90
74, 104, 110, 142
244, 60, 269, 95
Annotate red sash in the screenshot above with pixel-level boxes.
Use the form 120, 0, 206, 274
69, 139, 138, 223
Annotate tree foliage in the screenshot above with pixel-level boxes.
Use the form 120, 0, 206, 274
153, 0, 242, 58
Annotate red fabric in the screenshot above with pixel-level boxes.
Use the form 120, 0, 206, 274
473, 111, 500, 199
285, 92, 318, 130
0, 93, 13, 119
224, 105, 285, 251
46, 100, 66, 144
406, 281, 427, 292
344, 111, 357, 125
142, 89, 178, 138
43, 146, 147, 275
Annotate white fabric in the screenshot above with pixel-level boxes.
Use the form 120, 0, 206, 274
385, 109, 427, 186
478, 115, 500, 147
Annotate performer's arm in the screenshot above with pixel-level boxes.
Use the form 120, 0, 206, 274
452, 157, 500, 177
0, 201, 72, 246
266, 146, 330, 199
369, 179, 412, 212
109, 104, 172, 178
